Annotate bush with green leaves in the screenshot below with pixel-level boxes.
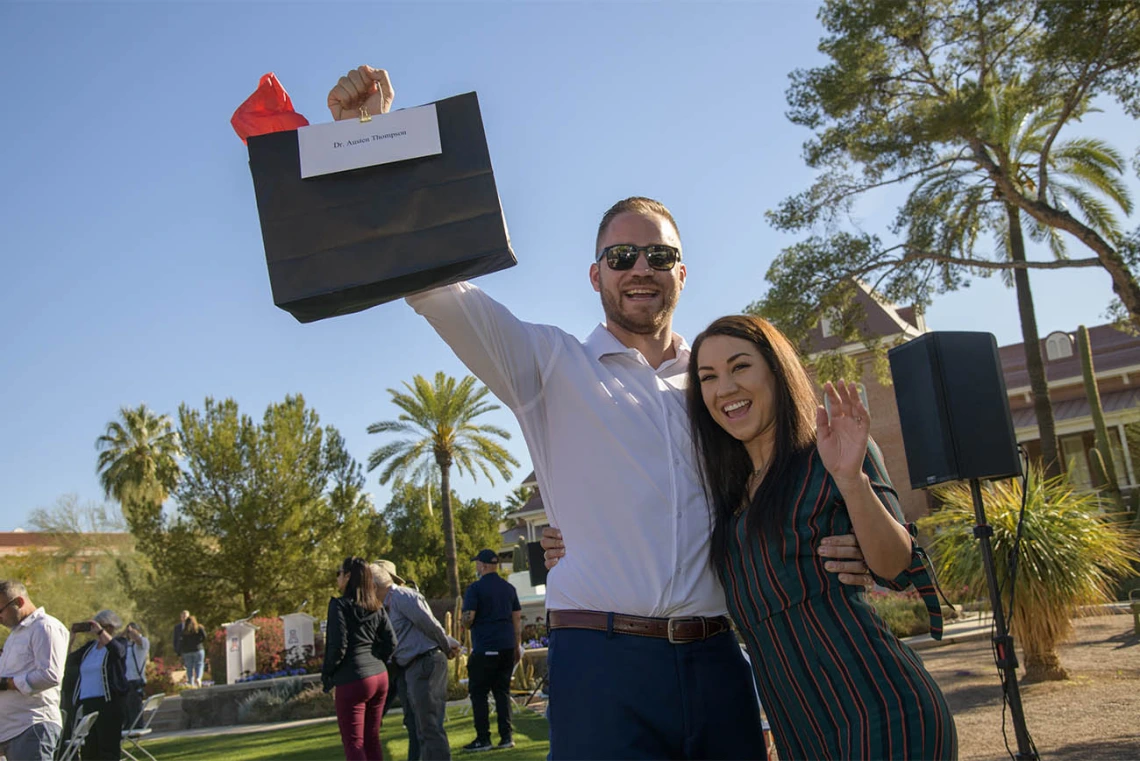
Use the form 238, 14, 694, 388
922, 470, 1139, 680
866, 590, 930, 638
236, 677, 307, 724
280, 685, 336, 721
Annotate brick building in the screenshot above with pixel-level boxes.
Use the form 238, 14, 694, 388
802, 282, 931, 520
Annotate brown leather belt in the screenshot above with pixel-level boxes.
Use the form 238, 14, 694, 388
548, 610, 731, 644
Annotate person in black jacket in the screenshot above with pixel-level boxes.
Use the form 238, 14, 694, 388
179, 615, 207, 688
323, 557, 398, 761
60, 610, 128, 761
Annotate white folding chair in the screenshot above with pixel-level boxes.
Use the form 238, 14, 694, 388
121, 693, 165, 761
58, 710, 99, 761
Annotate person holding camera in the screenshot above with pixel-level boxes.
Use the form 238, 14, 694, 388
60, 610, 128, 760
0, 580, 69, 761
122, 623, 150, 729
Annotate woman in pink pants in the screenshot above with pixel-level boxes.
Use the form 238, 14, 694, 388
323, 557, 398, 760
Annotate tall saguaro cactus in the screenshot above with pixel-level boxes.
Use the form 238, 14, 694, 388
1077, 325, 1123, 511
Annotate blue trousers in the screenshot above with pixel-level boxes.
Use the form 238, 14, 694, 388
547, 625, 768, 760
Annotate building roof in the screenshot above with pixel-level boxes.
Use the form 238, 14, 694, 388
805, 281, 925, 355
0, 531, 132, 557
1011, 387, 1140, 430
499, 524, 527, 548
1000, 324, 1140, 390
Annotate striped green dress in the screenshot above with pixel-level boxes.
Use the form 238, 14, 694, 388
723, 440, 957, 761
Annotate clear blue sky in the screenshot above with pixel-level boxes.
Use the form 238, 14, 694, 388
1, 2, 1136, 530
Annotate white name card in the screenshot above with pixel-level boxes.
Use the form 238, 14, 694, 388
297, 103, 442, 179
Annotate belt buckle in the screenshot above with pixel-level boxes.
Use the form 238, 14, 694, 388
667, 616, 706, 644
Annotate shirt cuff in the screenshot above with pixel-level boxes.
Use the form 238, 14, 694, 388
869, 523, 948, 641
13, 672, 32, 694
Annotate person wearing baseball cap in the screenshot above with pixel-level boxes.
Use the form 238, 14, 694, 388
459, 550, 521, 752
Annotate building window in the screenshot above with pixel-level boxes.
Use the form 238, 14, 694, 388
1060, 429, 1130, 489
1045, 332, 1073, 361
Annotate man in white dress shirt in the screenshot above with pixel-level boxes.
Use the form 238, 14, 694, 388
327, 64, 871, 759
0, 581, 70, 761
122, 622, 150, 729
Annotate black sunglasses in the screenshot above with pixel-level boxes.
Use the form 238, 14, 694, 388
597, 244, 682, 271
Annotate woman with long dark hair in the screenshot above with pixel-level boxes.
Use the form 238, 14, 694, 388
688, 314, 956, 760
322, 557, 397, 761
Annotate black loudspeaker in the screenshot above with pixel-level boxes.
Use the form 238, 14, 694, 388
526, 541, 549, 587
887, 332, 1022, 489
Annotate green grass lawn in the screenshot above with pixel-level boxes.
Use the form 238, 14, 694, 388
142, 706, 550, 761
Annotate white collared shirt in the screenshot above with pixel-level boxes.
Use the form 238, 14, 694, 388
408, 283, 727, 618
125, 636, 150, 682
0, 607, 69, 742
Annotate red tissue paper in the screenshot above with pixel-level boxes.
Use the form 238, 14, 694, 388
231, 73, 310, 144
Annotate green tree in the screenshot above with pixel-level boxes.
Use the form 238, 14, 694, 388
922, 470, 1139, 680
120, 395, 374, 629
380, 481, 506, 599
367, 372, 519, 600
504, 485, 536, 512
898, 90, 1129, 476
767, 0, 1140, 331
96, 404, 183, 535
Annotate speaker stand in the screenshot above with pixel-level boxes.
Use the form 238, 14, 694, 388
969, 478, 1038, 760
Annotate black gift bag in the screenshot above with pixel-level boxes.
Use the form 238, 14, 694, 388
246, 92, 515, 323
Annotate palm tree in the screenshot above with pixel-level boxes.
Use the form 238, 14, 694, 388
906, 87, 1132, 478
367, 372, 519, 599
922, 470, 1139, 681
504, 485, 536, 513
96, 404, 183, 531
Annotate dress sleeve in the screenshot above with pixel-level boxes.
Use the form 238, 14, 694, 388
861, 439, 950, 641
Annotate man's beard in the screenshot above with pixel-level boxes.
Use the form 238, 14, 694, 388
600, 281, 679, 335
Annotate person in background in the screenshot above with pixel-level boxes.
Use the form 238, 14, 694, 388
179, 615, 207, 688
0, 580, 69, 761
171, 610, 187, 662
61, 610, 128, 761
122, 622, 150, 729
375, 563, 429, 761
373, 559, 458, 761
323, 557, 398, 761
460, 550, 521, 753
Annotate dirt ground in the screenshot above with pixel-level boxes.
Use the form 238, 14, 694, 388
522, 614, 1140, 759
922, 613, 1140, 760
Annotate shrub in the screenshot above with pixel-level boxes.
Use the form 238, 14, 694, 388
866, 590, 930, 638
235, 677, 307, 724
924, 469, 1140, 680
144, 656, 189, 697
236, 689, 285, 724
281, 685, 336, 721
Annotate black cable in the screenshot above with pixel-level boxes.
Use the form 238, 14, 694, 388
992, 446, 1038, 760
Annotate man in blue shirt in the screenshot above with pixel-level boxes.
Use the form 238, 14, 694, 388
460, 550, 521, 753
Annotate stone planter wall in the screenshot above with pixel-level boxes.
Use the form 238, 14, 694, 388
179, 674, 322, 728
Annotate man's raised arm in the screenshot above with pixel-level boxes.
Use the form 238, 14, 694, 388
328, 65, 563, 411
